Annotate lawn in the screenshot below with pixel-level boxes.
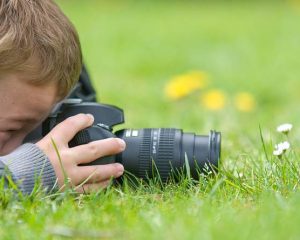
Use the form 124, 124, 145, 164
1, 0, 300, 239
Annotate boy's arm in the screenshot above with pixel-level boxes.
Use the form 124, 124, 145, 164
0, 143, 57, 194
0, 114, 125, 194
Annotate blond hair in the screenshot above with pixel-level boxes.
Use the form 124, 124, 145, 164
0, 0, 82, 98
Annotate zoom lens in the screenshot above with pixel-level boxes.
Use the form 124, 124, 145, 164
116, 128, 221, 181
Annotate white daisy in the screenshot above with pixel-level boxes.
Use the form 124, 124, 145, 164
277, 123, 293, 134
273, 148, 283, 156
275, 141, 290, 151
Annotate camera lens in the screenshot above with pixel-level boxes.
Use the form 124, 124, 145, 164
116, 128, 221, 181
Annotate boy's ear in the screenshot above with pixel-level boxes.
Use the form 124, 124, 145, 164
24, 64, 98, 144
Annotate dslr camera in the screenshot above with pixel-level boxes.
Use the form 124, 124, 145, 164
25, 67, 221, 182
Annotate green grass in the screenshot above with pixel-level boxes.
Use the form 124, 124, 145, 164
2, 0, 300, 239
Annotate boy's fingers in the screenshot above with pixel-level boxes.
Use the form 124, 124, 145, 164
76, 180, 111, 194
50, 114, 94, 143
76, 163, 124, 184
70, 138, 126, 164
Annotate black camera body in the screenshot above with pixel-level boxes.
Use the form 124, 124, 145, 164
45, 101, 124, 165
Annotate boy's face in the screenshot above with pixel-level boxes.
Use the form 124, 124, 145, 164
0, 73, 59, 155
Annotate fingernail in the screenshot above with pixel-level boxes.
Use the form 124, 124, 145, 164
115, 163, 124, 177
116, 138, 126, 150
117, 171, 124, 178
86, 114, 94, 124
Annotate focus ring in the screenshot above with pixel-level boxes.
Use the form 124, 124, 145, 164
156, 128, 176, 181
138, 129, 152, 178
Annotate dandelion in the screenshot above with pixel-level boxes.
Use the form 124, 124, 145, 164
288, 0, 300, 12
234, 92, 256, 112
201, 89, 226, 111
277, 123, 293, 135
165, 71, 208, 100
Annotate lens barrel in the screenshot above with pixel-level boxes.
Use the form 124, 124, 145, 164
116, 128, 221, 181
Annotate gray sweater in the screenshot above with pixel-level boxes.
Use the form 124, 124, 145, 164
0, 143, 57, 194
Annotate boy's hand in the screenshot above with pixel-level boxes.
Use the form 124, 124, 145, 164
36, 114, 125, 193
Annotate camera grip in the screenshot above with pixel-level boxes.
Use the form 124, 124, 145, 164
69, 126, 117, 165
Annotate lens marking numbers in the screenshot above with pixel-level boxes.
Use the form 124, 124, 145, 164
151, 130, 160, 160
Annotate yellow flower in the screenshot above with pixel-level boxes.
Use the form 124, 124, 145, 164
288, 0, 300, 11
234, 92, 256, 112
201, 89, 226, 111
165, 71, 208, 100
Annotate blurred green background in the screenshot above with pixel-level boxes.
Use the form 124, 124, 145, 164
2, 2, 300, 239
57, 0, 300, 153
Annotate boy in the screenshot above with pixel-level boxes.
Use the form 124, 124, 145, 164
0, 0, 125, 194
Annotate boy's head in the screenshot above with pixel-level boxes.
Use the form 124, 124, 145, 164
0, 0, 82, 154
0, 0, 82, 97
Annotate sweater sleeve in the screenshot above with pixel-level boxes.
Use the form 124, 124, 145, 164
0, 143, 57, 194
